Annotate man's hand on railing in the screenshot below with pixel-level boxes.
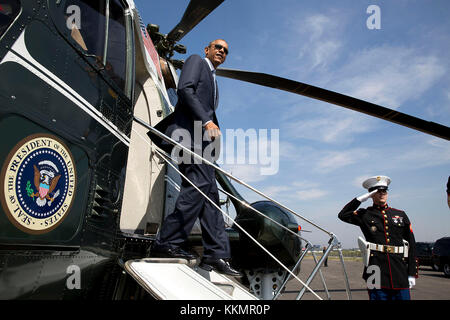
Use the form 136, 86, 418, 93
205, 121, 221, 140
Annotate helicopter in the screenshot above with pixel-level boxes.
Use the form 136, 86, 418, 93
0, 0, 448, 300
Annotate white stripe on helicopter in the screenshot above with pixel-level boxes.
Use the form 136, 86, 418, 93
0, 30, 131, 146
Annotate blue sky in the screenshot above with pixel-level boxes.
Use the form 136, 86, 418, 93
135, 0, 450, 248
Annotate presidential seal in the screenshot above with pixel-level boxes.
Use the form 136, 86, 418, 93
0, 134, 76, 234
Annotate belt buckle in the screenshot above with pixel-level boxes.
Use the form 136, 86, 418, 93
385, 246, 393, 253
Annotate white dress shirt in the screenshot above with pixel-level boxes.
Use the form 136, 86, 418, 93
204, 57, 218, 126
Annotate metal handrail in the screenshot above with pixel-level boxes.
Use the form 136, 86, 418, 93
134, 116, 333, 237
155, 148, 322, 300
132, 116, 352, 300
152, 146, 336, 301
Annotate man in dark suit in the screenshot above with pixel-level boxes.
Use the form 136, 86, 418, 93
150, 39, 241, 276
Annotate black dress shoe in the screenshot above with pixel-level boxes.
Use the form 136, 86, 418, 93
198, 258, 243, 277
151, 246, 197, 260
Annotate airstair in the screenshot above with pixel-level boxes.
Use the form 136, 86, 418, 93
124, 258, 257, 300
125, 116, 353, 301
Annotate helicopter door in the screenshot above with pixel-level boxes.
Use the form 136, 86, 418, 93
39, 0, 134, 235
119, 79, 168, 235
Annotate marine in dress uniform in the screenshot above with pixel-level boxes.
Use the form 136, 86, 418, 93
338, 176, 419, 300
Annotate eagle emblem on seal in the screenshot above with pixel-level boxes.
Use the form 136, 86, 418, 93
28, 161, 61, 207
1, 134, 77, 234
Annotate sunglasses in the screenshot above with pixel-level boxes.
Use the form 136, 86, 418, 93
212, 44, 229, 55
369, 188, 388, 194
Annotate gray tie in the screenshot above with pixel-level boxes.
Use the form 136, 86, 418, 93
212, 69, 218, 110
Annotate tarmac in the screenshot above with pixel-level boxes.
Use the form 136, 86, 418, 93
278, 256, 450, 300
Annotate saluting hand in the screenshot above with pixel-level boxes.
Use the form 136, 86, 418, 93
356, 189, 378, 202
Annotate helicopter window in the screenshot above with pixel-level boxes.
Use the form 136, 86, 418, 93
65, 0, 127, 92
104, 0, 127, 91
0, 0, 20, 37
65, 1, 107, 57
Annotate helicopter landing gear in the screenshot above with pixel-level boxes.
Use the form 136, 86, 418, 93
245, 268, 287, 300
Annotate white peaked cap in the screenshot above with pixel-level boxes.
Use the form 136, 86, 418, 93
362, 175, 391, 191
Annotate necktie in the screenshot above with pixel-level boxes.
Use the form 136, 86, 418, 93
212, 69, 218, 109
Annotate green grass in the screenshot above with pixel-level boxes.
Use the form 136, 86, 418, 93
304, 249, 363, 261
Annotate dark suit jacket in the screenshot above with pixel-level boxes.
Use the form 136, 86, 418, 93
148, 55, 218, 154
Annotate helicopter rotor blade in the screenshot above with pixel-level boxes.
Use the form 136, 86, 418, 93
167, 0, 224, 43
216, 68, 450, 141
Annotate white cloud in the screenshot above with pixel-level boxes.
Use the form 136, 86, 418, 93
316, 149, 369, 173
279, 141, 299, 160
389, 137, 450, 169
258, 180, 329, 203
304, 14, 331, 39
292, 180, 320, 189
284, 111, 374, 144
336, 46, 446, 109
281, 45, 446, 145
352, 174, 372, 189
293, 179, 329, 201
296, 188, 328, 201
221, 164, 267, 183
291, 13, 345, 71
260, 185, 291, 198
